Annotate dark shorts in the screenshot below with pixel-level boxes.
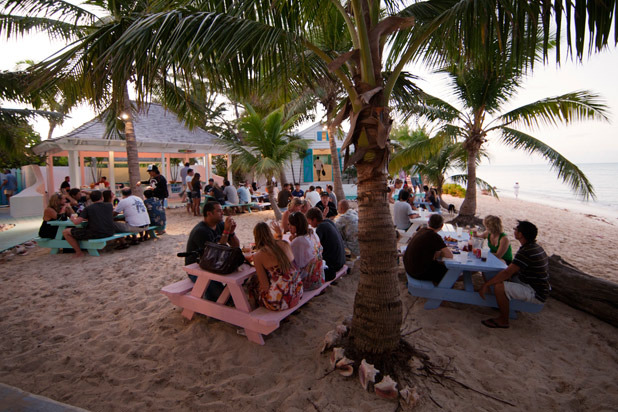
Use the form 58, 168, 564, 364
70, 227, 110, 240
191, 191, 201, 201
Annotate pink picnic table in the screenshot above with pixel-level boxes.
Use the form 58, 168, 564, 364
161, 262, 348, 344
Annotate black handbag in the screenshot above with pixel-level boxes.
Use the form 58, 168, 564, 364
321, 169, 326, 176
198, 242, 246, 274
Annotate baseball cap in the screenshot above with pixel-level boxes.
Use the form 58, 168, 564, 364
147, 164, 153, 171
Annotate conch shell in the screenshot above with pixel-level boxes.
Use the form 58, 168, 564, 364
359, 359, 378, 390
321, 329, 341, 353
335, 357, 355, 377
335, 324, 348, 336
400, 386, 420, 406
330, 347, 345, 368
374, 375, 398, 399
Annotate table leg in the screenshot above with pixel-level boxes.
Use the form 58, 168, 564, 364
182, 277, 211, 320
424, 268, 461, 309
228, 283, 265, 344
463, 271, 474, 292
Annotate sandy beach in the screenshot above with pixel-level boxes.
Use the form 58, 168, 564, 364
0, 195, 617, 411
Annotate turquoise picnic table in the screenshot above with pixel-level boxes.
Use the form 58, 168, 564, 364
406, 234, 544, 319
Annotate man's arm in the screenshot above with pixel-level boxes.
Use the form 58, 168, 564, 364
479, 263, 520, 299
220, 217, 240, 247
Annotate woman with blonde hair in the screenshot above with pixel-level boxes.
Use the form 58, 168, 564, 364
249, 222, 303, 311
38, 193, 73, 239
281, 197, 303, 233
474, 215, 513, 264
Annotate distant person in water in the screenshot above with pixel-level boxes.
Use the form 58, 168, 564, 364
513, 182, 520, 199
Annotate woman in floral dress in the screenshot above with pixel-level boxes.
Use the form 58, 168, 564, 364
249, 222, 303, 311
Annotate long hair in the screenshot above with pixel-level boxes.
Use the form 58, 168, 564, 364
289, 197, 303, 210
48, 193, 64, 212
484, 215, 503, 235
253, 222, 291, 272
288, 211, 312, 237
191, 173, 201, 190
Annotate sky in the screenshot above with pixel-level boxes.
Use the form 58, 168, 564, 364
2, 27, 617, 166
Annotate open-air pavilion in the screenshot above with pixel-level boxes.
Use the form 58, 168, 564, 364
32, 102, 232, 194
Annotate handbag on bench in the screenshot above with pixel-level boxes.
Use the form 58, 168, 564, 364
199, 242, 246, 274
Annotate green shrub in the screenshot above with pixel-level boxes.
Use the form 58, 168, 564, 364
443, 183, 466, 198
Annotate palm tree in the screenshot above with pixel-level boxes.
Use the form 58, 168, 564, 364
417, 39, 609, 225
390, 125, 498, 206
0, 0, 187, 192
224, 104, 310, 220
76, 0, 617, 357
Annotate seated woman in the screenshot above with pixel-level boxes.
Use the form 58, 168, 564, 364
427, 188, 441, 212
287, 212, 325, 291
474, 215, 513, 264
281, 198, 303, 233
209, 182, 226, 205
39, 193, 72, 239
248, 222, 303, 311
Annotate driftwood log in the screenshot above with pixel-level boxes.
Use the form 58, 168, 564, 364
548, 255, 618, 328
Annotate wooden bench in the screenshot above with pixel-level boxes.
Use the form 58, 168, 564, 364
161, 264, 349, 344
36, 223, 162, 256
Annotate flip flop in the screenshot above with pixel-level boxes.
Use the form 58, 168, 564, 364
481, 319, 509, 329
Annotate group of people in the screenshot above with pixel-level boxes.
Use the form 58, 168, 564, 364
39, 175, 167, 257
403, 212, 549, 328
184, 182, 359, 312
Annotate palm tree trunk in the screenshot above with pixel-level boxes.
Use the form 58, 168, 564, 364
279, 170, 288, 186
459, 148, 478, 218
266, 183, 282, 220
290, 159, 296, 184
349, 100, 402, 355
123, 84, 141, 193
327, 124, 346, 204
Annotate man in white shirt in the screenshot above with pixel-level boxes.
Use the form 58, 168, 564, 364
114, 187, 151, 232
314, 156, 324, 181
305, 185, 321, 207
394, 190, 419, 230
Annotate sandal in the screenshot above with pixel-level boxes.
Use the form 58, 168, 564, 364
481, 319, 509, 329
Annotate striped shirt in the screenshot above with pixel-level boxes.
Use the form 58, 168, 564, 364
513, 242, 550, 302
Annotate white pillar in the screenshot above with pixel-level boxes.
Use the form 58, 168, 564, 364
160, 153, 166, 177
108, 151, 116, 191
79, 153, 85, 188
226, 154, 233, 183
207, 154, 212, 181
68, 150, 79, 189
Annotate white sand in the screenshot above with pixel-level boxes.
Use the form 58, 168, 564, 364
0, 196, 616, 411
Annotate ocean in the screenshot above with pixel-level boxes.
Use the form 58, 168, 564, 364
467, 162, 618, 219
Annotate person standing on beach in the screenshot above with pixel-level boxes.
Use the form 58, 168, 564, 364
479, 220, 550, 329
514, 182, 520, 199
1, 169, 18, 204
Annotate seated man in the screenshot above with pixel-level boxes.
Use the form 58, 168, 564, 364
113, 187, 151, 245
277, 183, 293, 211
306, 207, 345, 281
185, 201, 240, 300
291, 183, 304, 198
62, 190, 115, 258
394, 190, 419, 230
315, 192, 338, 219
403, 214, 453, 283
305, 185, 320, 207
479, 220, 550, 329
97, 176, 110, 188
237, 180, 252, 212
335, 200, 359, 257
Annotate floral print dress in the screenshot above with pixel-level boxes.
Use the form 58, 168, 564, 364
291, 233, 325, 291
250, 264, 303, 311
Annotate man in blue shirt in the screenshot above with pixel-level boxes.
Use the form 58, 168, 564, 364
1, 169, 18, 204
291, 183, 304, 198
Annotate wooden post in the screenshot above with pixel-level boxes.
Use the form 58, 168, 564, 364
108, 151, 116, 192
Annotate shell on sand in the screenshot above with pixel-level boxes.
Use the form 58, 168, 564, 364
335, 357, 354, 377
321, 329, 342, 353
359, 359, 378, 390
330, 347, 345, 368
335, 324, 348, 336
400, 386, 420, 406
374, 375, 398, 400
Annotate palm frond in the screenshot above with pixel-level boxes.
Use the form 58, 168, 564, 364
0, 14, 85, 41
499, 127, 595, 200
499, 90, 610, 129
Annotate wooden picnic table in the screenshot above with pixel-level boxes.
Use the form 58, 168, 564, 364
161, 262, 348, 345
405, 235, 543, 318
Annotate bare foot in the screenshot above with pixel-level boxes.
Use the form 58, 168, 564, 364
72, 252, 85, 259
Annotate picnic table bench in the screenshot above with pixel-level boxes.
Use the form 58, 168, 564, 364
35, 220, 163, 256
161, 263, 349, 344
